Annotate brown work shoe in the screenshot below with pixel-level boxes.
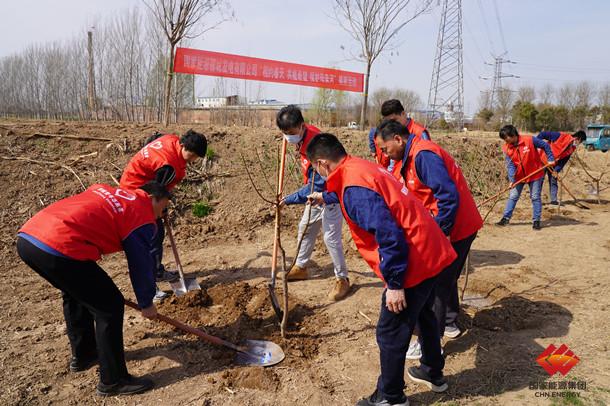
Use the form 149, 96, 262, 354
328, 277, 350, 301
285, 265, 309, 281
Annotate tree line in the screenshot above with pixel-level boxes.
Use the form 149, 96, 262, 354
476, 82, 610, 132
0, 6, 200, 122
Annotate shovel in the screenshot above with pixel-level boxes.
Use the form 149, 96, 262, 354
164, 214, 201, 296
125, 300, 285, 366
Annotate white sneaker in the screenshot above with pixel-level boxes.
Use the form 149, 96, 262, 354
405, 341, 444, 360
405, 341, 422, 360
444, 324, 461, 339
153, 287, 169, 303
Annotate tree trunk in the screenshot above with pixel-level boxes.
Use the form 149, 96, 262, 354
163, 44, 176, 126
359, 61, 372, 129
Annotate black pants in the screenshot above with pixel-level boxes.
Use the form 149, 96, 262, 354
17, 237, 128, 384
152, 217, 165, 274
376, 275, 444, 402
436, 232, 477, 334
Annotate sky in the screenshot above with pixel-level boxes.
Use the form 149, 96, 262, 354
2, 0, 610, 114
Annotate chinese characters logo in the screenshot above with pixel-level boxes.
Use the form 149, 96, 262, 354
536, 344, 580, 376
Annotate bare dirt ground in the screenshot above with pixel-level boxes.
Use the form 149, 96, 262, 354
0, 119, 609, 406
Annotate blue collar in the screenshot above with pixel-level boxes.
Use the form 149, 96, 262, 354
400, 133, 416, 178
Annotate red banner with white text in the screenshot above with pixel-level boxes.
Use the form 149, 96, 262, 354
174, 47, 364, 93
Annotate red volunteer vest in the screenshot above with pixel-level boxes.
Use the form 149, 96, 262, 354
19, 184, 156, 261
542, 132, 575, 163
397, 138, 483, 242
326, 156, 457, 288
502, 135, 545, 182
407, 119, 430, 141
298, 124, 321, 184
120, 134, 187, 191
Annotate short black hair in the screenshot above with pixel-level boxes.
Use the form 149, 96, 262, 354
138, 181, 172, 200
572, 130, 586, 142
499, 124, 519, 140
377, 119, 410, 141
276, 105, 304, 132
145, 131, 164, 145
306, 133, 347, 162
381, 99, 405, 117
180, 130, 207, 157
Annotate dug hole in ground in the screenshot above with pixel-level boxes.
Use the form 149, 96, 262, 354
0, 119, 609, 405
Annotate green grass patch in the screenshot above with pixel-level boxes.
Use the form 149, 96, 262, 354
205, 148, 215, 160
192, 201, 212, 218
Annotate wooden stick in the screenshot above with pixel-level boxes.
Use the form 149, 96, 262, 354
1, 155, 86, 191
477, 163, 554, 208
29, 132, 112, 142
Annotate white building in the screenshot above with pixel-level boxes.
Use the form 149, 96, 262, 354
195, 95, 240, 109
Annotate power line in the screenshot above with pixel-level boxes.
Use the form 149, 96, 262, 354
476, 0, 496, 55
492, 0, 508, 54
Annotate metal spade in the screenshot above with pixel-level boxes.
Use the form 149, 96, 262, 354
163, 214, 201, 296
125, 300, 285, 367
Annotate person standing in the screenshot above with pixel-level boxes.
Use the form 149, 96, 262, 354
496, 125, 555, 230
306, 134, 457, 405
276, 105, 350, 301
17, 182, 171, 396
376, 119, 483, 354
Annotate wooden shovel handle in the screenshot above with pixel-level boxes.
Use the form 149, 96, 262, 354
478, 163, 554, 208
124, 299, 241, 352
271, 138, 288, 280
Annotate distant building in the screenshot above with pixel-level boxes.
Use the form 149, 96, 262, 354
195, 95, 240, 109
247, 99, 287, 106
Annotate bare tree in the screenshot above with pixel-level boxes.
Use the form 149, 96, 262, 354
558, 83, 575, 109
393, 88, 422, 113
496, 87, 514, 124
598, 83, 610, 107
332, 0, 432, 128
538, 83, 554, 106
574, 81, 594, 108
144, 0, 231, 126
516, 85, 535, 104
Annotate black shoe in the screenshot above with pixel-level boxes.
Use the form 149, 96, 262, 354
407, 366, 448, 393
532, 220, 541, 230
96, 374, 154, 396
155, 265, 178, 282
69, 355, 98, 372
496, 217, 510, 226
550, 201, 559, 205
355, 389, 408, 406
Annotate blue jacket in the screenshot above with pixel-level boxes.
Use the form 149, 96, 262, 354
504, 136, 555, 183
400, 134, 459, 236
343, 186, 409, 289
284, 166, 327, 205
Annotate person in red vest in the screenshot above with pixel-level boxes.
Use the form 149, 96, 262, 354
276, 105, 350, 301
375, 119, 482, 360
120, 130, 207, 300
497, 125, 555, 230
17, 182, 171, 396
536, 130, 586, 204
306, 133, 456, 405
368, 99, 431, 170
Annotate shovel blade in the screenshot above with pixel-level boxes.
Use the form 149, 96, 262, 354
267, 283, 283, 322
235, 340, 285, 367
170, 277, 201, 297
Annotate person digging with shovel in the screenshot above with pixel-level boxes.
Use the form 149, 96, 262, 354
120, 129, 207, 301
276, 105, 350, 301
16, 182, 171, 396
496, 125, 555, 230
306, 133, 457, 406
536, 130, 586, 205
375, 119, 483, 356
